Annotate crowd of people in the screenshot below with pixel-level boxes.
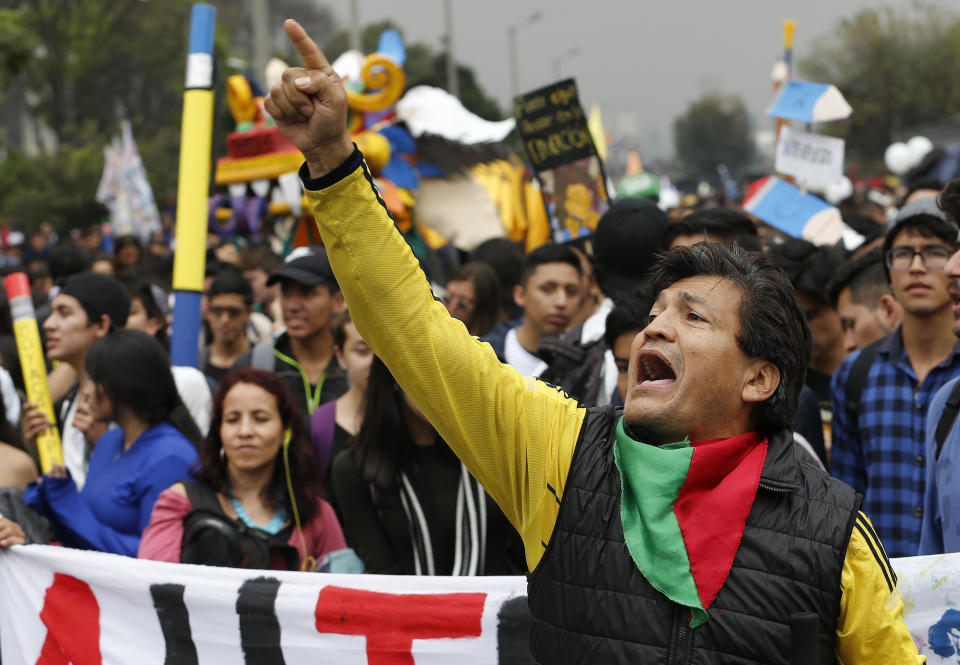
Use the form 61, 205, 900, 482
1, 17, 959, 662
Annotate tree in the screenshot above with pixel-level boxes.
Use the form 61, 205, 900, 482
800, 6, 960, 160
324, 21, 504, 121
673, 94, 754, 176
0, 0, 201, 229
0, 0, 334, 230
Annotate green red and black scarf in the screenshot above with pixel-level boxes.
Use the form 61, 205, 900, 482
614, 418, 768, 628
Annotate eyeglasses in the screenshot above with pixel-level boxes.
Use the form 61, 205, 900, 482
885, 245, 953, 270
442, 294, 474, 311
209, 305, 245, 319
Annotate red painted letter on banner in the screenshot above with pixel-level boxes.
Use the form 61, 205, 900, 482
35, 573, 101, 665
315, 587, 486, 665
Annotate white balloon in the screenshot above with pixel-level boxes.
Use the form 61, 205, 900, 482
907, 136, 934, 166
824, 176, 854, 205
885, 142, 913, 175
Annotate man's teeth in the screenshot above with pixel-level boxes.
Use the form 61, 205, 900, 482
642, 358, 669, 381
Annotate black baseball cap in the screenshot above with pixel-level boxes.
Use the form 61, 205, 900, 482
266, 246, 340, 292
592, 199, 669, 300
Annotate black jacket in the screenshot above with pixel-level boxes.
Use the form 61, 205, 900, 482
528, 406, 860, 665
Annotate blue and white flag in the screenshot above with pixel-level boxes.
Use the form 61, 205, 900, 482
743, 176, 844, 245
767, 80, 852, 124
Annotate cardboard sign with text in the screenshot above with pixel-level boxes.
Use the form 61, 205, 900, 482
775, 126, 845, 187
514, 79, 609, 243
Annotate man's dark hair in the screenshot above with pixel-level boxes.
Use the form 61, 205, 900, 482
767, 238, 845, 306
48, 242, 90, 285
446, 261, 502, 337
603, 286, 654, 351
651, 243, 812, 434
207, 266, 253, 305
118, 274, 171, 348
826, 249, 890, 309
518, 243, 582, 286
661, 209, 757, 250
881, 213, 958, 282
240, 244, 282, 274
840, 212, 884, 245
938, 177, 960, 222
904, 176, 944, 203
331, 309, 353, 350
470, 237, 524, 317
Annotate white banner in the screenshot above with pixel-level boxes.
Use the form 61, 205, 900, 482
774, 126, 845, 187
0, 545, 528, 665
2, 546, 959, 663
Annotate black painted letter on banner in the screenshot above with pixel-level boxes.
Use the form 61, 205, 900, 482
150, 583, 199, 665
236, 577, 285, 664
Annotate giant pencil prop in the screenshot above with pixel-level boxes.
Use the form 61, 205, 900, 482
4, 273, 62, 471
170, 3, 216, 367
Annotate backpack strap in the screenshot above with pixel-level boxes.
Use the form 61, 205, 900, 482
844, 338, 884, 417
309, 400, 338, 478
935, 379, 960, 460
183, 481, 224, 513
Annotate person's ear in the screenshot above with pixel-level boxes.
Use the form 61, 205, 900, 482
146, 317, 163, 337
876, 293, 903, 332
513, 284, 526, 308
331, 290, 346, 314
94, 313, 112, 338
742, 360, 780, 405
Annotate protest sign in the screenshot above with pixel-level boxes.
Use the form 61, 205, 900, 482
2, 546, 956, 663
774, 126, 845, 187
514, 79, 609, 243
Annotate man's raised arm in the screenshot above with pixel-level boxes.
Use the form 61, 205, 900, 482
264, 20, 585, 565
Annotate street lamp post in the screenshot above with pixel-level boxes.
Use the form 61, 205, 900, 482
552, 46, 580, 80
508, 11, 543, 100
444, 0, 459, 98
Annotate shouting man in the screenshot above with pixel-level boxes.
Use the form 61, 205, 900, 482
265, 20, 922, 663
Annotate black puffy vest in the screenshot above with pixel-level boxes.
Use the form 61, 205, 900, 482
528, 407, 861, 665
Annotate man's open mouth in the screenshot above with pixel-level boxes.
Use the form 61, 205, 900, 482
638, 350, 677, 384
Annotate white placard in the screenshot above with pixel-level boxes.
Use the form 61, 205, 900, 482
775, 126, 845, 187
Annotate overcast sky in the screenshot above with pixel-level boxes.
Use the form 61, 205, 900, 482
323, 0, 948, 159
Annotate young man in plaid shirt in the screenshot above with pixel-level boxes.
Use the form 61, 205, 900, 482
831, 202, 960, 557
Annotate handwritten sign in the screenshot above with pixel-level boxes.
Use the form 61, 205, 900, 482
775, 126, 845, 187
514, 79, 609, 242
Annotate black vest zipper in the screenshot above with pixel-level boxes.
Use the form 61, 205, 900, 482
667, 604, 693, 665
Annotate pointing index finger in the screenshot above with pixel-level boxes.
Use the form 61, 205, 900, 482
284, 19, 330, 72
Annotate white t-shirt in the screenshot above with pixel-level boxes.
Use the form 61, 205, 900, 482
0, 366, 21, 430
60, 397, 89, 489
580, 298, 619, 407
172, 366, 213, 438
503, 328, 547, 378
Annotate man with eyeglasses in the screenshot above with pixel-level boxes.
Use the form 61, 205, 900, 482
201, 267, 254, 385
831, 201, 960, 557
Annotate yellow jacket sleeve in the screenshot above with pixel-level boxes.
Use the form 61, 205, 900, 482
836, 512, 925, 664
303, 153, 583, 570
